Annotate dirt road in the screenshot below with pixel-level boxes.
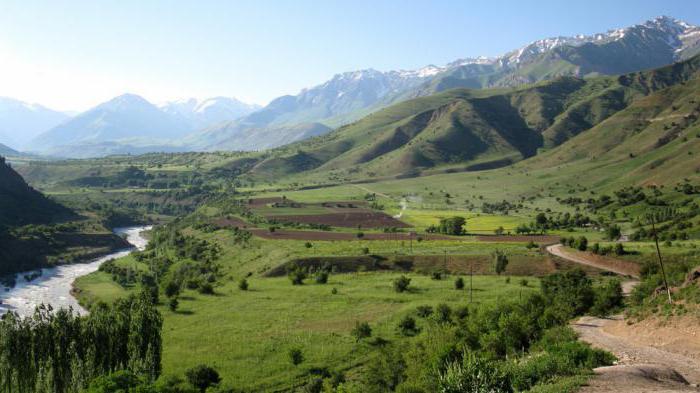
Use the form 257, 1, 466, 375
546, 244, 641, 278
548, 243, 700, 391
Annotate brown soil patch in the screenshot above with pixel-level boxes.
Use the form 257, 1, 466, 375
266, 212, 410, 229
476, 235, 560, 243
249, 229, 451, 241
604, 316, 700, 364
246, 197, 287, 206
212, 217, 252, 228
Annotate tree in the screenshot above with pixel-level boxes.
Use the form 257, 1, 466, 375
238, 278, 249, 290
614, 243, 625, 256
352, 321, 372, 341
289, 348, 304, 366
168, 297, 179, 312
315, 271, 329, 284
606, 225, 622, 241
541, 269, 594, 317
494, 226, 505, 236
185, 365, 221, 392
437, 216, 467, 235
397, 316, 419, 336
454, 277, 465, 290
435, 303, 452, 323
493, 250, 508, 275
164, 280, 181, 299
575, 236, 588, 251
393, 275, 411, 293
289, 267, 307, 285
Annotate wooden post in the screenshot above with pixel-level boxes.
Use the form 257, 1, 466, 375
650, 216, 672, 304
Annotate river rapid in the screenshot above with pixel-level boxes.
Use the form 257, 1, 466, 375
0, 226, 151, 317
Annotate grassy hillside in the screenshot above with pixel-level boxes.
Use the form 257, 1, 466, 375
238, 54, 700, 185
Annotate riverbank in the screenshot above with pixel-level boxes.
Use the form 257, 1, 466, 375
0, 226, 151, 317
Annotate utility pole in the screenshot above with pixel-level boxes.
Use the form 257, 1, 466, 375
469, 262, 474, 303
650, 216, 672, 304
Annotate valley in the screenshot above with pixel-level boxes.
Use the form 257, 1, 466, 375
0, 11, 699, 393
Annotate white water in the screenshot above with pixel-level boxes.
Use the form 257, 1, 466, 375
0, 226, 151, 317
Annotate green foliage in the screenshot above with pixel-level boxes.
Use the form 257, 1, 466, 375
351, 321, 373, 342
540, 269, 594, 318
591, 279, 624, 317
428, 217, 466, 236
493, 250, 509, 275
393, 275, 412, 293
185, 364, 221, 392
289, 348, 304, 366
454, 277, 465, 290
315, 271, 329, 284
0, 291, 162, 392
397, 316, 419, 337
438, 352, 512, 393
238, 278, 249, 290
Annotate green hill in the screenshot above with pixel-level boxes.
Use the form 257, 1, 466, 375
242, 54, 700, 184
0, 156, 71, 228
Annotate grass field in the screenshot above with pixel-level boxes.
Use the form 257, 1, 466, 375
77, 271, 540, 391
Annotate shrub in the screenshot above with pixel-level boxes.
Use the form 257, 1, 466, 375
590, 243, 600, 254
331, 287, 338, 294
238, 278, 249, 290
435, 303, 452, 324
164, 280, 181, 298
519, 279, 529, 287
351, 321, 372, 342
289, 348, 304, 366
185, 364, 221, 392
614, 243, 625, 255
438, 352, 512, 393
357, 232, 365, 239
289, 268, 307, 285
493, 250, 508, 275
397, 316, 419, 336
315, 271, 329, 284
198, 282, 214, 295
362, 247, 370, 255
168, 297, 178, 312
575, 236, 588, 251
393, 275, 411, 293
591, 279, 624, 316
454, 277, 464, 290
431, 271, 442, 280
415, 305, 433, 318
541, 269, 594, 317
526, 240, 538, 249
304, 242, 313, 248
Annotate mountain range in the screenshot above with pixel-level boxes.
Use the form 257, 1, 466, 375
211, 51, 700, 186
1, 15, 698, 158
0, 97, 69, 150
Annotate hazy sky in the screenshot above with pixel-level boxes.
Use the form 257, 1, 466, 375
0, 0, 698, 112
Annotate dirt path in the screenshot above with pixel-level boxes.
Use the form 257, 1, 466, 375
574, 315, 700, 392
546, 244, 641, 278
549, 244, 700, 391
351, 184, 391, 199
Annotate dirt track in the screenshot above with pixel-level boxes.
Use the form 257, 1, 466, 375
548, 243, 700, 391
546, 244, 641, 278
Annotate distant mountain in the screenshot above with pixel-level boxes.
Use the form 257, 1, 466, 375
243, 53, 700, 182
29, 94, 191, 156
0, 97, 69, 150
0, 143, 22, 157
190, 122, 331, 151
193, 16, 700, 152
160, 97, 259, 129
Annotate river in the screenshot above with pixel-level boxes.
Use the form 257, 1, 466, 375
0, 226, 151, 317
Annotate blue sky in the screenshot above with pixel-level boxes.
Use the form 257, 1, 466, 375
0, 0, 698, 111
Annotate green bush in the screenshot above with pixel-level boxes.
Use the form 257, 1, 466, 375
393, 275, 411, 293
591, 279, 623, 316
454, 277, 464, 290
352, 321, 372, 342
